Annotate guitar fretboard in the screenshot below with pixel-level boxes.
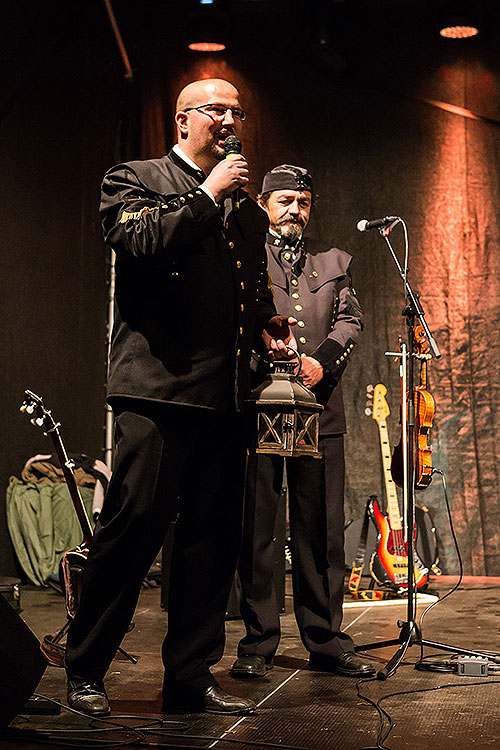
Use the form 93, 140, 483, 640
377, 419, 402, 531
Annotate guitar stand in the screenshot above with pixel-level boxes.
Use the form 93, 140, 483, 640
354, 220, 495, 679
41, 618, 138, 668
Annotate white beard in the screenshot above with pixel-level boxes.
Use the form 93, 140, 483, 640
277, 222, 303, 243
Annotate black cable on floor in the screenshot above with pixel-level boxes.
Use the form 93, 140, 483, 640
417, 469, 464, 647
5, 693, 330, 750
356, 677, 500, 750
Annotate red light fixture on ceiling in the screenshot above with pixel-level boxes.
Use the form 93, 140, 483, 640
186, 1, 229, 52
189, 41, 226, 52
438, 0, 480, 38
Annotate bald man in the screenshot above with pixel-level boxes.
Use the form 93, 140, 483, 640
65, 79, 296, 717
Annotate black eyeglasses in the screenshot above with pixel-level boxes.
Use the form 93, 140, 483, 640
184, 103, 247, 121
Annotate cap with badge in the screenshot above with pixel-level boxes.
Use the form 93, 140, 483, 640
261, 164, 313, 195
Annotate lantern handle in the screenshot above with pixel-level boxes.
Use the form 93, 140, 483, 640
285, 346, 302, 376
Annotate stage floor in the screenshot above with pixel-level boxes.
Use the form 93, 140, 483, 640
2, 576, 500, 749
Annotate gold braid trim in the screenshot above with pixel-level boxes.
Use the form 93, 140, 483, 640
119, 205, 157, 224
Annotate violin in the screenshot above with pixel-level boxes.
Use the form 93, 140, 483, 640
413, 326, 434, 488
390, 325, 435, 489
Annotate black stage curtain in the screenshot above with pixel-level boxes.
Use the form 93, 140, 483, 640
0, 5, 120, 575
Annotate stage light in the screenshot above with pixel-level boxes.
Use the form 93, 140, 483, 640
438, 1, 480, 38
185, 2, 228, 52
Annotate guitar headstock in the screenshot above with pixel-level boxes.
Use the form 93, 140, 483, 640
20, 390, 58, 434
367, 383, 390, 424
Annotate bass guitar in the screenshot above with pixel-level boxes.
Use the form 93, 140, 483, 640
366, 384, 429, 591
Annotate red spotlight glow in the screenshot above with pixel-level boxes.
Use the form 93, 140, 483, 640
439, 24, 478, 38
188, 41, 226, 52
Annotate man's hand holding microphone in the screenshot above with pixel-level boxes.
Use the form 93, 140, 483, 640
201, 136, 249, 204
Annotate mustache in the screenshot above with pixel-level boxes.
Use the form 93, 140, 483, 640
278, 217, 305, 227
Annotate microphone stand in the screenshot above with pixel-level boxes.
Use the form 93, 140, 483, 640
355, 220, 495, 679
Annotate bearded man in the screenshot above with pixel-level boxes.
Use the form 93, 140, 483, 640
231, 165, 375, 680
65, 80, 296, 717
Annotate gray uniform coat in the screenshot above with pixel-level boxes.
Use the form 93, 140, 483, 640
265, 233, 363, 433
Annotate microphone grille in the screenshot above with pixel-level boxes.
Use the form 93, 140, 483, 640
223, 135, 242, 155
356, 219, 368, 232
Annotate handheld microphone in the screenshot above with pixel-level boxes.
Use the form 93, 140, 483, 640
223, 135, 242, 157
357, 215, 400, 232
223, 135, 242, 210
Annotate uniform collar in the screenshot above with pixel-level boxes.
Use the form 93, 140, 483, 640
267, 231, 304, 261
169, 145, 205, 181
267, 228, 303, 249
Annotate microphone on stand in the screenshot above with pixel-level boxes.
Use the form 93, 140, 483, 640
357, 215, 400, 232
223, 135, 242, 210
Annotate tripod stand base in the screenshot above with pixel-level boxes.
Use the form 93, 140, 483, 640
356, 619, 498, 680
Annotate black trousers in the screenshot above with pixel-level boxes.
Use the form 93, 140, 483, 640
65, 402, 247, 698
237, 435, 354, 661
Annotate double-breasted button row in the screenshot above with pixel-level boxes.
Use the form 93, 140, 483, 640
234, 243, 245, 356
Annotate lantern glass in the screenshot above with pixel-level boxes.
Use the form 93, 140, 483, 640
249, 357, 323, 458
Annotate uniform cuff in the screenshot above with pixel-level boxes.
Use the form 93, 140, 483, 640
313, 338, 356, 376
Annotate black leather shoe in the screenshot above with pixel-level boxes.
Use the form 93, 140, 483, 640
230, 654, 273, 679
67, 677, 110, 716
203, 685, 256, 714
309, 651, 376, 678
163, 684, 256, 715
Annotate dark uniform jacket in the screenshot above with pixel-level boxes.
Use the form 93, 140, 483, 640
100, 149, 276, 413
266, 233, 363, 434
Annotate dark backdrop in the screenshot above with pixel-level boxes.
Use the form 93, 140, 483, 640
2, 0, 500, 577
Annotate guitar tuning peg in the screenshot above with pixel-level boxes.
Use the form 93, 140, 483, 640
366, 384, 374, 393
364, 407, 372, 416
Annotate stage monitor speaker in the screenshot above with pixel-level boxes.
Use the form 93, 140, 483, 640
0, 593, 47, 728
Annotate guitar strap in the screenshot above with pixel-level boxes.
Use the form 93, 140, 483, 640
347, 496, 400, 601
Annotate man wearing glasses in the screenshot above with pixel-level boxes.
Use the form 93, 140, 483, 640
65, 79, 296, 718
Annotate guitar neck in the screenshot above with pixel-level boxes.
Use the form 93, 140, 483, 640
49, 427, 93, 546
377, 419, 402, 530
